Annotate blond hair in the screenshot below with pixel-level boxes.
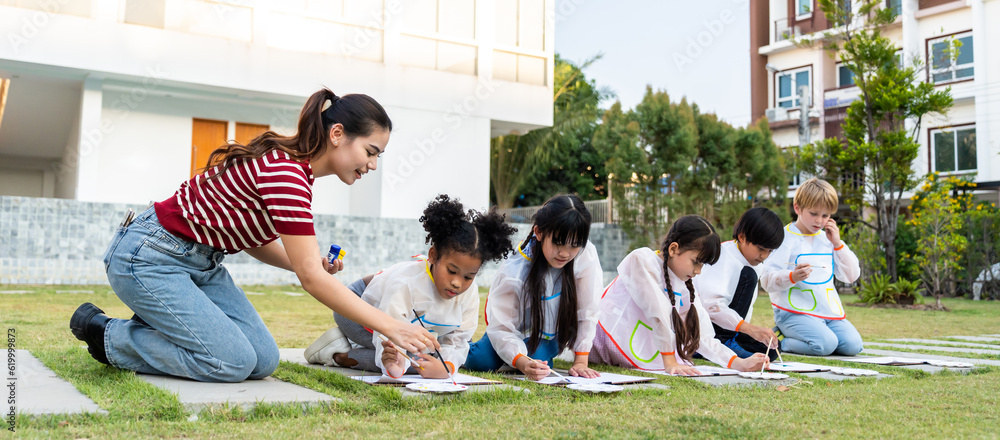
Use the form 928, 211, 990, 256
794, 178, 838, 213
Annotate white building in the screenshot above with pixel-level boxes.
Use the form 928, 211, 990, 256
749, 0, 1000, 202
0, 0, 555, 218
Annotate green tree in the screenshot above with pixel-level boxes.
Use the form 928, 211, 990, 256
800, 0, 954, 281
596, 88, 787, 248
909, 173, 967, 309
490, 54, 612, 208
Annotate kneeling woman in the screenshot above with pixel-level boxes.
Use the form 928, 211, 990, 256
591, 215, 769, 375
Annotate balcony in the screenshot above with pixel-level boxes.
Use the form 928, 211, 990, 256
773, 17, 799, 44
824, 86, 862, 109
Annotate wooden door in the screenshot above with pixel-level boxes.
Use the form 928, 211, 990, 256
235, 122, 269, 145
191, 118, 227, 177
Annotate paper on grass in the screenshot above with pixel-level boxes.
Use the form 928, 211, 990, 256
844, 356, 929, 366
349, 372, 500, 386
516, 371, 655, 385
639, 366, 741, 377
767, 362, 832, 372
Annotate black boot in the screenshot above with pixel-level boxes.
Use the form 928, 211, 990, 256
70, 303, 111, 365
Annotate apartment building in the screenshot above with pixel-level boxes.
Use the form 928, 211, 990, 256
749, 0, 999, 201
0, 0, 555, 218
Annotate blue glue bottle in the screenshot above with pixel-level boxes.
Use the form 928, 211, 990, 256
327, 244, 346, 263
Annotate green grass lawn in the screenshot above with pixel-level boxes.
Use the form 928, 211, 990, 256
3, 285, 1000, 439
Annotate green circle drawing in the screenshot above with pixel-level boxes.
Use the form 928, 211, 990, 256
826, 288, 844, 315
629, 320, 658, 363
788, 287, 817, 312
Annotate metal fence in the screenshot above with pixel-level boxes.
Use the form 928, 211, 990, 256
499, 199, 614, 224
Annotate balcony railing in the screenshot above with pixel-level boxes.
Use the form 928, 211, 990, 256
774, 17, 797, 43
823, 86, 862, 109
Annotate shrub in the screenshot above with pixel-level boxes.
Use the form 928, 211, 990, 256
858, 274, 924, 305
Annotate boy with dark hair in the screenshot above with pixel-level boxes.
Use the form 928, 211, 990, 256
696, 207, 784, 360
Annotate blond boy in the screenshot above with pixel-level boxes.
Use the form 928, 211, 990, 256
760, 178, 863, 356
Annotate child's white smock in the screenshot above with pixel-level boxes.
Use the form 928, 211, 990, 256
597, 248, 737, 370
483, 239, 603, 366
695, 240, 765, 332
760, 223, 860, 320
364, 259, 479, 376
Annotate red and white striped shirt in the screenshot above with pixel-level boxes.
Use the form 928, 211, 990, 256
155, 150, 315, 252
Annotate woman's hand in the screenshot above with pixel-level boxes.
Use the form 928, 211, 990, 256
514, 356, 551, 381
383, 320, 439, 354
323, 256, 344, 275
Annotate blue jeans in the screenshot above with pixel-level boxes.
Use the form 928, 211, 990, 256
102, 208, 279, 382
464, 333, 559, 371
774, 308, 863, 356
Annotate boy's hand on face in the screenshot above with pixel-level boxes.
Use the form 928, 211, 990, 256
824, 218, 842, 247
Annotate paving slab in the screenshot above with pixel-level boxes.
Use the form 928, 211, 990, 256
14, 350, 107, 415
848, 349, 1000, 367
278, 348, 527, 396
137, 374, 338, 412
864, 342, 1000, 356
947, 335, 1000, 343
886, 338, 1000, 349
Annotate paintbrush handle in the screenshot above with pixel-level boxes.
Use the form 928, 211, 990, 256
412, 309, 456, 384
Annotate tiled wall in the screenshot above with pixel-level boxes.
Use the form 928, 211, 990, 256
0, 196, 630, 287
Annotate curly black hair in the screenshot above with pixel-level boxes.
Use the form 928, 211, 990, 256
419, 194, 516, 264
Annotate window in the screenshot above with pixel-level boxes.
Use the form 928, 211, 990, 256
932, 126, 977, 173
930, 32, 974, 83
777, 67, 810, 109
797, 0, 812, 18
837, 63, 856, 87
886, 0, 902, 16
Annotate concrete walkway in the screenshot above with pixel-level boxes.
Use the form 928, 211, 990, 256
864, 341, 1000, 356
12, 333, 1000, 415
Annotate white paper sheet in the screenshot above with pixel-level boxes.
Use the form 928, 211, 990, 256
638, 366, 741, 377
767, 362, 832, 372
349, 372, 500, 385
515, 371, 655, 385
844, 356, 929, 366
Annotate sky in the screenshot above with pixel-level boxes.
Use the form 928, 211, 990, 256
554, 0, 753, 127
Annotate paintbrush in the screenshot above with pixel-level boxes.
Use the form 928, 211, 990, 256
762, 337, 774, 373
548, 368, 574, 384
787, 263, 828, 268
375, 333, 425, 371
412, 309, 457, 386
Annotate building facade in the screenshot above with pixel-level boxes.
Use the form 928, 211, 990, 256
0, 0, 556, 218
749, 0, 1000, 202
